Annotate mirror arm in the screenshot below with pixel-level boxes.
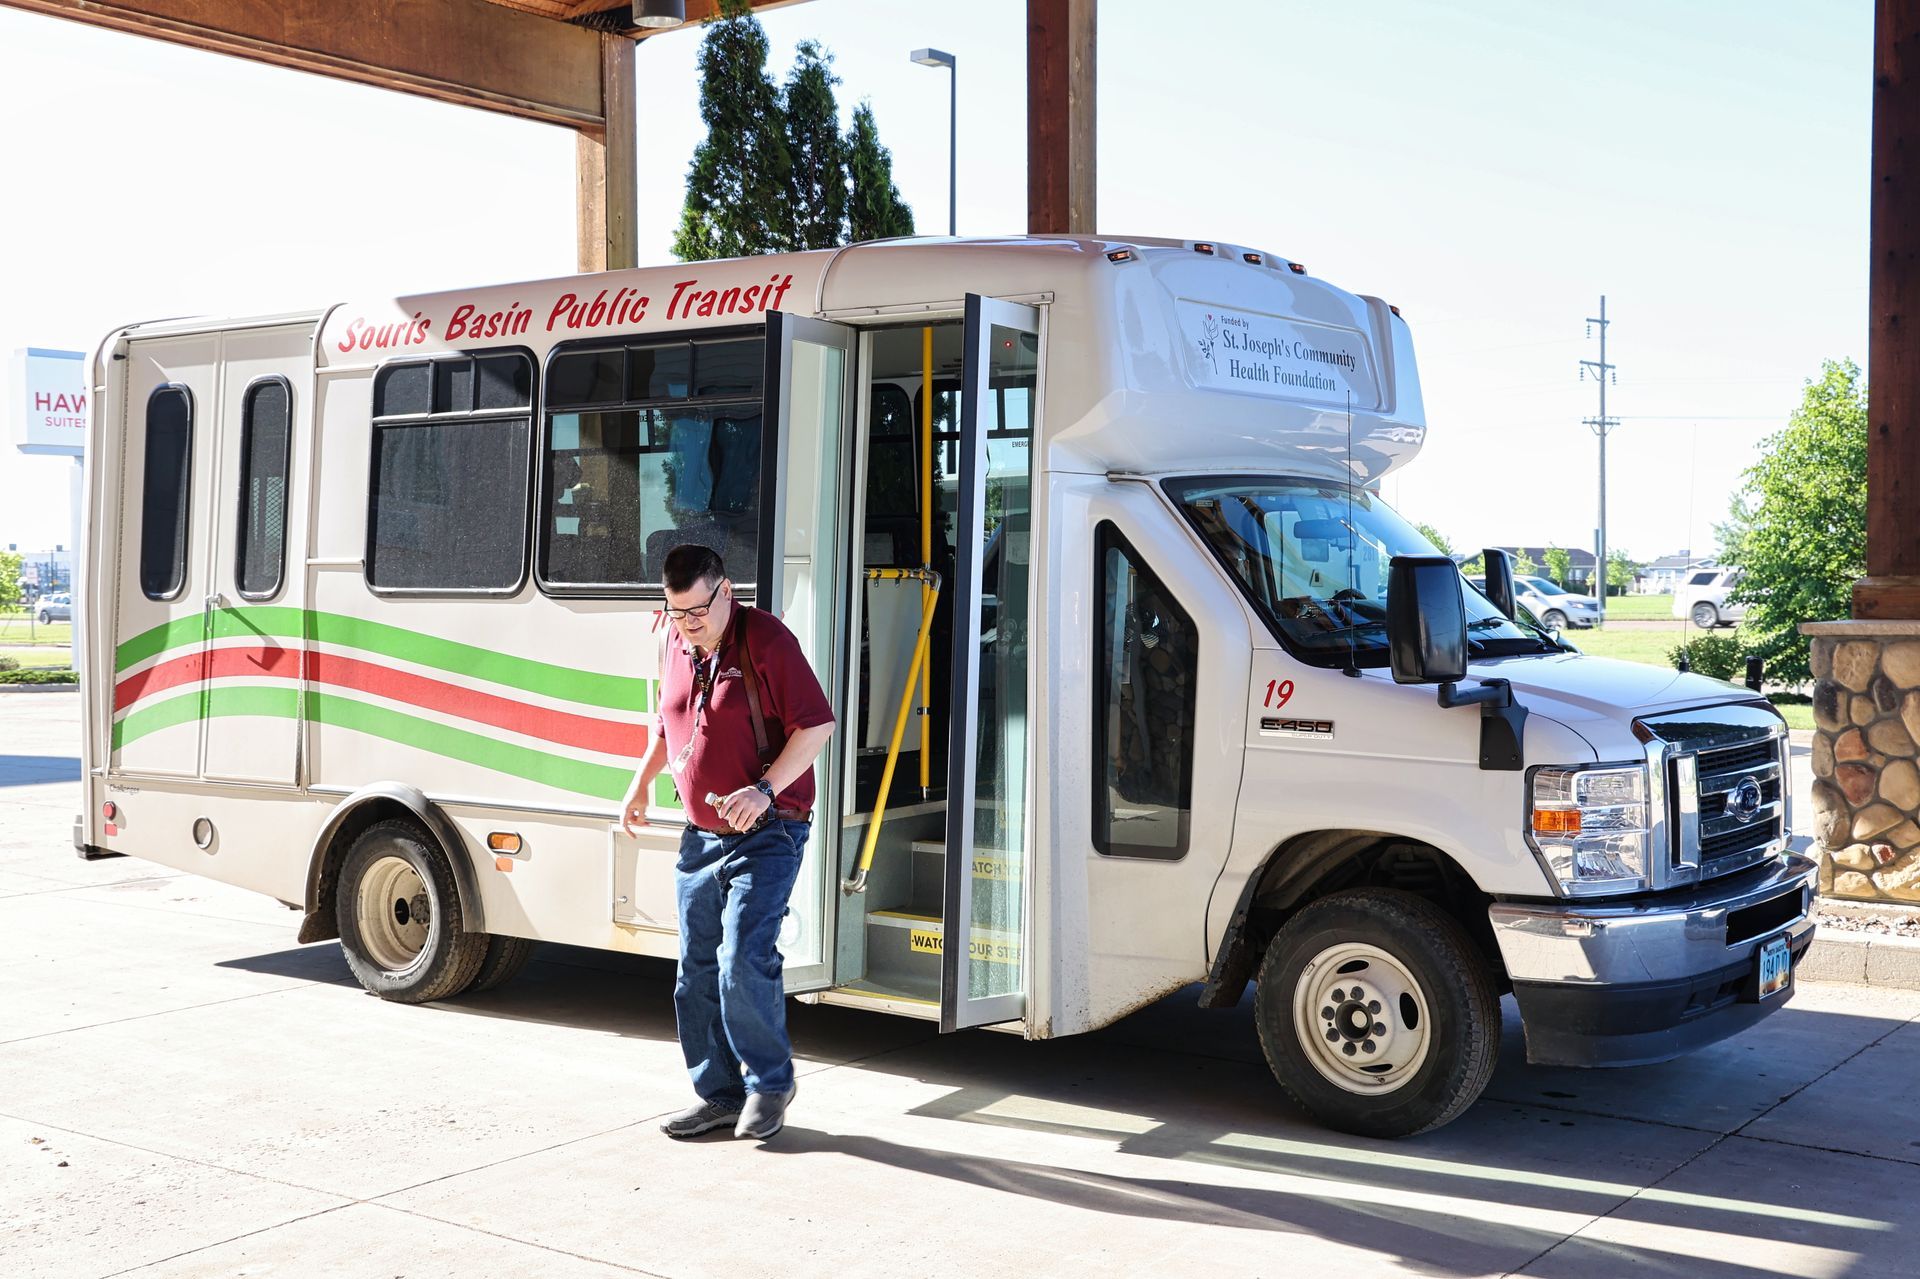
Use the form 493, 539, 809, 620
1438, 678, 1529, 772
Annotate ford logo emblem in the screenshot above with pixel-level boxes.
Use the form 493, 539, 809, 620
1728, 777, 1764, 824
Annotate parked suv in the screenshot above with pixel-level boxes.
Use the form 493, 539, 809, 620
35, 592, 71, 624
1674, 568, 1744, 629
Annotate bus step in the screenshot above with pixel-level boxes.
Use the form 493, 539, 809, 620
864, 910, 1022, 1000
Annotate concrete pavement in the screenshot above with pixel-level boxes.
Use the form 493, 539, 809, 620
4, 691, 1918, 1279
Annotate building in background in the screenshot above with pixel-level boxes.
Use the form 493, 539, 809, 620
1637, 552, 1715, 595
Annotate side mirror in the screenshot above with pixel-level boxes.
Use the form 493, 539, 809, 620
1482, 548, 1518, 620
1387, 555, 1469, 685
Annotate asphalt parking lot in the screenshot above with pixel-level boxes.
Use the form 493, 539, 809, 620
4, 690, 1918, 1279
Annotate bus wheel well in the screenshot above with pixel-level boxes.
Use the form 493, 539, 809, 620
297, 788, 484, 945
1198, 831, 1509, 1009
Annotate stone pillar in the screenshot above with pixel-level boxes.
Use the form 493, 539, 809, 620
1803, 622, 1920, 899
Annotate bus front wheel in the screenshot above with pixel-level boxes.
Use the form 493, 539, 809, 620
1254, 888, 1500, 1138
337, 820, 488, 1003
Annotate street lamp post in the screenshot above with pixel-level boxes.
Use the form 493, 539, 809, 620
910, 48, 957, 236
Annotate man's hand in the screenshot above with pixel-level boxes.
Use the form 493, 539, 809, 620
715, 786, 772, 833
618, 788, 650, 837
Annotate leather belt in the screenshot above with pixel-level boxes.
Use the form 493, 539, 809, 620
690, 807, 812, 837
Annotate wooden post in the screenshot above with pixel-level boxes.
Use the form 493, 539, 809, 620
1859, 0, 1920, 619
578, 33, 638, 274
1027, 0, 1095, 235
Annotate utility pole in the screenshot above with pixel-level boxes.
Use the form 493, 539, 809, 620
1581, 296, 1619, 625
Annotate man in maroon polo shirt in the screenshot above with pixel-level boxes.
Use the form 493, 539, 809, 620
619, 544, 835, 1141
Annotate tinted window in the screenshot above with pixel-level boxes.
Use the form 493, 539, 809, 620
367, 353, 533, 592
541, 337, 765, 593
140, 385, 193, 599
236, 378, 292, 598
1094, 524, 1198, 860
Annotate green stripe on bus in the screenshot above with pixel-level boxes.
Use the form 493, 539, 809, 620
111, 685, 299, 750
114, 606, 649, 713
304, 692, 631, 801
111, 688, 632, 802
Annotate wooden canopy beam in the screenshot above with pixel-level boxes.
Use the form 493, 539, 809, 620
1027, 0, 1096, 235
1861, 0, 1920, 618
4, 0, 607, 127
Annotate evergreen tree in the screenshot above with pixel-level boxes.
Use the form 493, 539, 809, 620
672, 0, 792, 262
784, 41, 849, 250
847, 101, 916, 242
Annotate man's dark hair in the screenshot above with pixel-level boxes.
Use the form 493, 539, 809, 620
662, 544, 726, 594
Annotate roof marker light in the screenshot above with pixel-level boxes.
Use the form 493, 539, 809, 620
1193, 242, 1216, 255
1243, 252, 1263, 265
1389, 304, 1403, 317
1287, 262, 1307, 275
1106, 248, 1136, 263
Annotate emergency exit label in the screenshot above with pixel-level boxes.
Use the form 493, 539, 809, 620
1179, 301, 1378, 410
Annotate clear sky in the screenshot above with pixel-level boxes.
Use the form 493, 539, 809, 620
0, 0, 1870, 569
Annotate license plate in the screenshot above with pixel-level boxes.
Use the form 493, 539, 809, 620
1757, 936, 1791, 999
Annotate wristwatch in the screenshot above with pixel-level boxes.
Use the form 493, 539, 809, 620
753, 778, 776, 803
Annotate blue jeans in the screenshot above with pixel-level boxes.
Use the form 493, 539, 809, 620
673, 818, 808, 1106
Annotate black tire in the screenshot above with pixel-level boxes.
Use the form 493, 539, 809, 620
37, 612, 50, 625
336, 819, 487, 1003
1542, 609, 1568, 631
1254, 889, 1501, 1138
467, 934, 539, 994
1691, 602, 1720, 629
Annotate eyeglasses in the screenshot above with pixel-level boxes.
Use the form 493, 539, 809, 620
663, 580, 725, 620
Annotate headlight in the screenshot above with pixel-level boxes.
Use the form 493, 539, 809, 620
1527, 765, 1650, 896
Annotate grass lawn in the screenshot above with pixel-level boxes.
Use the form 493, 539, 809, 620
0, 613, 73, 645
1560, 625, 1688, 666
0, 645, 74, 670
1606, 593, 1674, 620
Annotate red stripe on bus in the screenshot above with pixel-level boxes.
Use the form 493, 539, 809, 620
114, 645, 647, 758
113, 645, 299, 712
305, 652, 645, 757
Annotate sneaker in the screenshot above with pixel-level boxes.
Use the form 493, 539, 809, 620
660, 1098, 743, 1139
734, 1083, 796, 1140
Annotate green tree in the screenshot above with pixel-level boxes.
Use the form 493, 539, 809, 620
1513, 550, 1539, 577
1413, 522, 1453, 556
673, 0, 793, 262
784, 41, 849, 250
1721, 359, 1867, 685
0, 549, 21, 612
1607, 549, 1637, 595
847, 101, 915, 242
1544, 546, 1571, 587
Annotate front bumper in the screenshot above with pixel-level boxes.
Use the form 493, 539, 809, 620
1488, 854, 1816, 1067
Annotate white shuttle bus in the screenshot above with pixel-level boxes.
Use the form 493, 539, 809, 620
79, 237, 1814, 1136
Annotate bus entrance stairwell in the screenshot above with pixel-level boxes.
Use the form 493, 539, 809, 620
834, 302, 1040, 1031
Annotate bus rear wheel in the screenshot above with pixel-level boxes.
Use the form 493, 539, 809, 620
337, 820, 487, 1003
1254, 888, 1500, 1138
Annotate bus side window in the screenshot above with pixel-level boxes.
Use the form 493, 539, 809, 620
1093, 521, 1198, 860
539, 337, 765, 594
140, 384, 195, 600
366, 352, 534, 594
235, 378, 292, 599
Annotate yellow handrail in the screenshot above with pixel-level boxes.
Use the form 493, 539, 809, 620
843, 567, 941, 895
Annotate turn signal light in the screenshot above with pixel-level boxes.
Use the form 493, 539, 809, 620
488, 832, 522, 853
1533, 810, 1583, 836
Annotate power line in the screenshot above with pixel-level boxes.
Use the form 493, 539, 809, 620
1580, 296, 1618, 620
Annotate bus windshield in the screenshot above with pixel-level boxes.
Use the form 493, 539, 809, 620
1166, 476, 1558, 665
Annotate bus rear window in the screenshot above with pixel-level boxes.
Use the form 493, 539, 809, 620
139, 385, 194, 600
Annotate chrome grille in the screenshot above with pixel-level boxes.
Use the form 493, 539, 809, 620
1636, 703, 1789, 890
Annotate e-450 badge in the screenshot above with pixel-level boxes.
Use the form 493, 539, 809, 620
1261, 717, 1335, 739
